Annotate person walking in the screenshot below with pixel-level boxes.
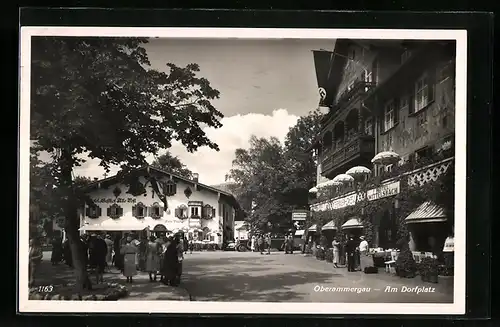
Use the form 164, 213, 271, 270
50, 236, 63, 265
345, 236, 358, 272
145, 235, 161, 282
265, 233, 272, 255
120, 236, 138, 283
332, 238, 341, 268
88, 234, 108, 284
250, 235, 256, 252
257, 235, 264, 254
29, 238, 43, 287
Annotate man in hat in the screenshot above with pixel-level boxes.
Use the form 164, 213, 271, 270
345, 236, 358, 272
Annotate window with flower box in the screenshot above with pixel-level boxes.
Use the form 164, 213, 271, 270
188, 201, 203, 218
132, 202, 147, 219
86, 205, 102, 219
202, 204, 216, 220
107, 204, 123, 219
150, 202, 163, 219
175, 205, 188, 219
414, 73, 435, 113
162, 179, 177, 196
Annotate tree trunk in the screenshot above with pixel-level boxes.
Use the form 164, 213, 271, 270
60, 149, 92, 294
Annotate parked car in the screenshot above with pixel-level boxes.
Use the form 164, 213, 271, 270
223, 241, 237, 251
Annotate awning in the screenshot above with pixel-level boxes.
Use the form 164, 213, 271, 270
405, 201, 447, 224
341, 217, 363, 230
307, 224, 318, 232
79, 220, 149, 231
295, 229, 305, 236
321, 220, 338, 231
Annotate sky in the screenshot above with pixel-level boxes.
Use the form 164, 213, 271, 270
43, 37, 336, 185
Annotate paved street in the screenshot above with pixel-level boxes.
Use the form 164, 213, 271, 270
181, 251, 453, 303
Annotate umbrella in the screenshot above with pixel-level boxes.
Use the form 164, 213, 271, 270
346, 166, 372, 178
332, 174, 355, 183
371, 151, 400, 165
309, 187, 318, 193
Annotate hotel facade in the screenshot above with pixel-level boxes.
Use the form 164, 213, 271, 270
78, 166, 239, 245
308, 39, 455, 255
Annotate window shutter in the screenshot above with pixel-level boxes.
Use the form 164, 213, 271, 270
97, 207, 102, 217
85, 207, 89, 217
132, 205, 137, 217
175, 208, 180, 218
158, 206, 164, 218
118, 207, 123, 217
212, 208, 216, 218
106, 207, 111, 217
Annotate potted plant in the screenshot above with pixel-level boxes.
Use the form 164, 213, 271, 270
419, 257, 439, 283
395, 248, 417, 278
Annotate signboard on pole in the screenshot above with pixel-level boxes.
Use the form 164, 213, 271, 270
292, 210, 308, 221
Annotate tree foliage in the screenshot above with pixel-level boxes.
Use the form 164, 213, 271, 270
150, 151, 193, 179
30, 36, 222, 290
227, 110, 322, 232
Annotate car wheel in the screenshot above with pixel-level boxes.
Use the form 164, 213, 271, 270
238, 244, 247, 252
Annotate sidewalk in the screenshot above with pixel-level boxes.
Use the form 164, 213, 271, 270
35, 252, 190, 301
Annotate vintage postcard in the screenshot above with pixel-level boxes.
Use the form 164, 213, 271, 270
19, 27, 466, 315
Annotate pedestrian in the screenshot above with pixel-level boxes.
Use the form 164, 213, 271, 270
113, 235, 124, 272
345, 236, 358, 272
145, 235, 161, 282
257, 235, 264, 254
183, 235, 189, 254
104, 234, 113, 271
28, 238, 43, 287
188, 238, 193, 254
287, 235, 294, 254
265, 233, 272, 255
358, 236, 369, 271
50, 236, 63, 265
63, 238, 72, 267
138, 236, 148, 271
120, 235, 138, 283
88, 234, 107, 284
161, 235, 183, 286
332, 237, 340, 268
250, 235, 256, 252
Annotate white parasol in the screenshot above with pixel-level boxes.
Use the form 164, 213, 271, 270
371, 151, 401, 166
309, 186, 318, 193
332, 174, 355, 183
346, 166, 372, 178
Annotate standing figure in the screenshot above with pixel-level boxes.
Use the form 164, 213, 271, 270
257, 235, 264, 254
145, 236, 161, 282
332, 238, 341, 268
113, 235, 124, 272
88, 234, 108, 284
104, 235, 114, 271
138, 237, 148, 272
183, 235, 189, 254
63, 238, 72, 267
285, 235, 294, 254
120, 236, 138, 283
250, 235, 256, 252
345, 236, 357, 272
28, 238, 43, 287
188, 239, 193, 254
358, 236, 369, 271
161, 235, 183, 286
50, 236, 63, 265
265, 234, 272, 255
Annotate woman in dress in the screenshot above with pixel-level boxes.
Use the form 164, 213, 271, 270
161, 235, 183, 286
145, 236, 161, 282
332, 237, 340, 268
120, 236, 138, 283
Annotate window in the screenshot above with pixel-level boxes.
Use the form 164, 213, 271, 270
175, 205, 188, 219
415, 74, 431, 112
417, 110, 428, 127
132, 202, 147, 219
401, 49, 412, 64
362, 69, 373, 91
86, 205, 102, 219
384, 100, 396, 131
364, 118, 373, 136
150, 202, 163, 219
162, 180, 177, 196
107, 204, 123, 219
202, 204, 215, 219
191, 206, 199, 218
386, 164, 393, 173
416, 147, 432, 161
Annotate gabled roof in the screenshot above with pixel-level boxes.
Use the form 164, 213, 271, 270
81, 165, 241, 210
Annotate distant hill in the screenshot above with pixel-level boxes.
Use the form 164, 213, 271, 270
210, 182, 238, 196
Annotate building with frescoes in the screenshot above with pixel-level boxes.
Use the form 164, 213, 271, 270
79, 166, 239, 246
308, 39, 455, 256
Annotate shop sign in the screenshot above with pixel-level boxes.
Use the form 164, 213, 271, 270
292, 211, 308, 221
92, 197, 137, 204
366, 181, 400, 201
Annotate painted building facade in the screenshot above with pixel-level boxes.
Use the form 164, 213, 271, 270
309, 39, 456, 252
79, 166, 238, 245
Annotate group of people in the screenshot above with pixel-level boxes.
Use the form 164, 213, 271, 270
248, 234, 295, 254
329, 235, 369, 272
48, 232, 186, 287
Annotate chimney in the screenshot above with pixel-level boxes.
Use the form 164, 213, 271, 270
192, 173, 199, 183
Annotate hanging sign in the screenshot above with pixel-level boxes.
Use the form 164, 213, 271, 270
292, 210, 308, 221
92, 197, 137, 204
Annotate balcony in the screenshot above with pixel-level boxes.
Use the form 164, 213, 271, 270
321, 134, 375, 176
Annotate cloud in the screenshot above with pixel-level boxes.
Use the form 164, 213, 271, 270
72, 109, 299, 185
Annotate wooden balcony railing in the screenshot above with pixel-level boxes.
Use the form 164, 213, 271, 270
321, 134, 375, 174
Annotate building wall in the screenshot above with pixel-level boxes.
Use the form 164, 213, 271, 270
81, 175, 235, 244
376, 58, 455, 161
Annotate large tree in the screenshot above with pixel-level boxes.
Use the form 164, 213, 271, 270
227, 110, 322, 232
30, 36, 222, 292
150, 151, 193, 179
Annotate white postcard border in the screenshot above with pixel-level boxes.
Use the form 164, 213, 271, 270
19, 27, 467, 315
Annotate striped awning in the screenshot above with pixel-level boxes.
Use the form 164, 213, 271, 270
321, 220, 337, 231
341, 217, 363, 230
405, 201, 447, 224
